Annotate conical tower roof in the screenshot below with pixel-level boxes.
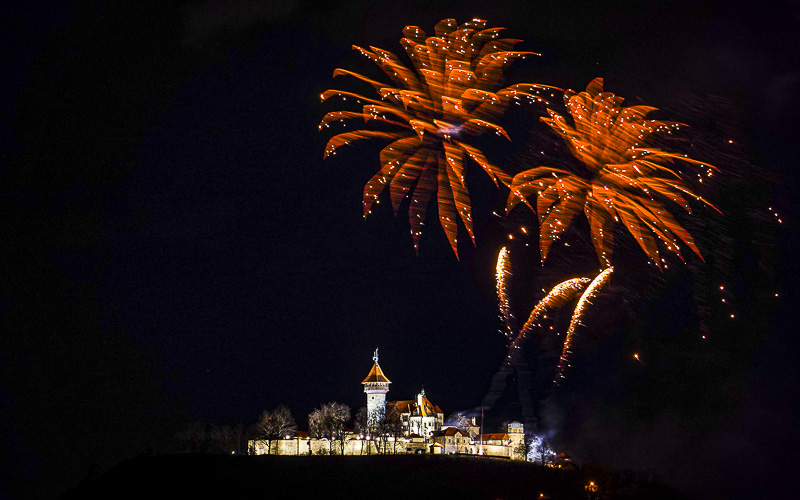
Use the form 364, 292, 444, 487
362, 362, 391, 384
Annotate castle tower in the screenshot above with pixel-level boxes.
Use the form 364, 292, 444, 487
507, 421, 525, 460
362, 348, 391, 426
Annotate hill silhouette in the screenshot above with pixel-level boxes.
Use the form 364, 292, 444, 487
60, 453, 688, 499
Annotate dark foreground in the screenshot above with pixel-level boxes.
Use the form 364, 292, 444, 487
60, 454, 688, 499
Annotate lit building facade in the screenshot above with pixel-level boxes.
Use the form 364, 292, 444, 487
249, 350, 524, 459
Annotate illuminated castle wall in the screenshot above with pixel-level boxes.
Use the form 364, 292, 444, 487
249, 351, 523, 459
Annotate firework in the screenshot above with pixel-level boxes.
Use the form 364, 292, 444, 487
495, 248, 590, 365
321, 18, 559, 257
503, 277, 590, 363
554, 266, 614, 383
496, 247, 514, 342
507, 78, 720, 268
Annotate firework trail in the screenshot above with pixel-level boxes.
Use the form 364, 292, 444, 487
503, 277, 590, 365
507, 78, 720, 268
496, 247, 514, 343
495, 248, 590, 368
554, 266, 614, 384
321, 18, 559, 257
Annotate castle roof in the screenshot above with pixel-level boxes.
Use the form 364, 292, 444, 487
361, 362, 391, 384
391, 397, 442, 417
431, 427, 470, 438
477, 433, 509, 442
392, 400, 415, 413
417, 395, 442, 416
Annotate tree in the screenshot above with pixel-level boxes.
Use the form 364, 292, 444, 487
378, 404, 404, 454
309, 402, 351, 455
245, 422, 260, 455
539, 438, 554, 465
371, 404, 404, 454
256, 405, 297, 455
174, 420, 211, 453
174, 421, 247, 454
210, 423, 245, 454
523, 434, 554, 464
514, 439, 526, 460
353, 407, 372, 455
372, 407, 388, 454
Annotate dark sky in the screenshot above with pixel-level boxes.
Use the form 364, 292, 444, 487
3, 1, 799, 498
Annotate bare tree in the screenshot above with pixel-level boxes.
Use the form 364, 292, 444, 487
330, 406, 351, 455
514, 434, 530, 461
308, 408, 324, 446
230, 423, 246, 454
256, 405, 297, 454
382, 404, 404, 454
354, 407, 371, 455
246, 422, 260, 455
309, 402, 351, 455
210, 424, 243, 454
529, 436, 554, 465
526, 434, 543, 463
371, 407, 388, 454
370, 405, 403, 454
540, 438, 554, 465
174, 420, 210, 453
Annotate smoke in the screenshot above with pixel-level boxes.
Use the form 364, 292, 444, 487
182, 0, 301, 45
443, 411, 475, 430
525, 433, 557, 464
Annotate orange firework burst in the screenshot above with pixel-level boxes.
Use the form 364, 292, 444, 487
507, 78, 721, 268
555, 266, 614, 383
321, 18, 559, 257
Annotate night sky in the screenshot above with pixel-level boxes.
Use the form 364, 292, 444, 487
3, 1, 799, 498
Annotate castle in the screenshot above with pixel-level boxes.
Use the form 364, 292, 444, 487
250, 350, 525, 458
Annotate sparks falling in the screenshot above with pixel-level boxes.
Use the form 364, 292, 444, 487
496, 247, 514, 342
504, 277, 591, 364
555, 266, 615, 384
507, 78, 721, 268
321, 18, 559, 257
495, 248, 591, 369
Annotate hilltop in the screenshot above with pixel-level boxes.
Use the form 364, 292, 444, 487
60, 453, 688, 499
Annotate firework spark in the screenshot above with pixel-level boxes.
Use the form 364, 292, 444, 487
495, 248, 590, 367
496, 247, 514, 342
504, 277, 590, 363
507, 78, 720, 268
554, 266, 614, 384
321, 18, 559, 257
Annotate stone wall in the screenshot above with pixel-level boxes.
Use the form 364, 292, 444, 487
251, 435, 416, 456
250, 423, 524, 459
